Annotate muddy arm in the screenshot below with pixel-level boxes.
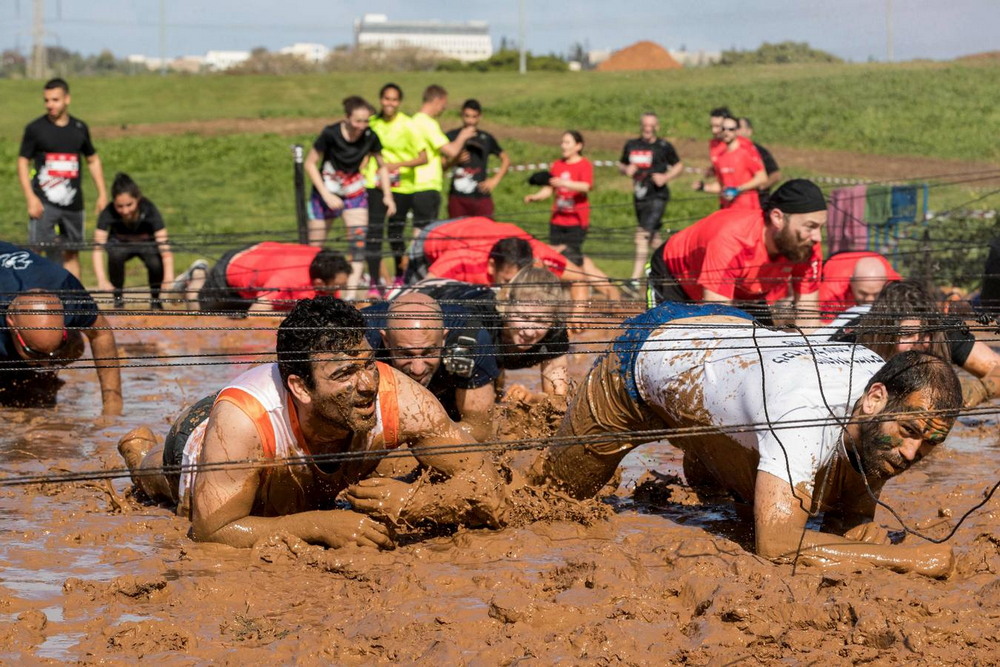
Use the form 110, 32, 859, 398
191, 402, 392, 549
753, 471, 953, 578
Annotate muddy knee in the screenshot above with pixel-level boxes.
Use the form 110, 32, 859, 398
532, 441, 635, 500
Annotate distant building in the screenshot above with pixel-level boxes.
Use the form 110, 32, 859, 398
669, 48, 721, 67
354, 13, 492, 62
279, 43, 330, 63
204, 50, 251, 71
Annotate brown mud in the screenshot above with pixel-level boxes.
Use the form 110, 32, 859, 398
94, 118, 1000, 185
1, 313, 1000, 662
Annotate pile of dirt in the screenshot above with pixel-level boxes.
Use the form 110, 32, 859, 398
957, 50, 1000, 62
596, 41, 682, 71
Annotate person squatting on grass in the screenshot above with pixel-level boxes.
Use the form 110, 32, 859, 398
92, 173, 175, 310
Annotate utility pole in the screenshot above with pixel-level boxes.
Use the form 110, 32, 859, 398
886, 0, 894, 62
30, 0, 46, 79
518, 0, 526, 75
159, 0, 167, 75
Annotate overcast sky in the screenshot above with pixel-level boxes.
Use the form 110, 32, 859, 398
0, 0, 995, 62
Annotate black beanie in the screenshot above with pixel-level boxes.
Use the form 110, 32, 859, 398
767, 179, 827, 213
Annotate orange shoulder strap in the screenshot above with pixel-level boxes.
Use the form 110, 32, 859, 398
376, 362, 400, 449
216, 387, 277, 460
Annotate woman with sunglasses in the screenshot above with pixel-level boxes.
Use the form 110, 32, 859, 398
693, 114, 767, 210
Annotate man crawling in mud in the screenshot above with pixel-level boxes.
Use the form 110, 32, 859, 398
534, 302, 962, 577
117, 296, 501, 549
353, 302, 963, 577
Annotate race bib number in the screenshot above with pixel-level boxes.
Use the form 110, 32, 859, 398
44, 153, 79, 179
556, 194, 575, 212
322, 164, 365, 198
629, 150, 653, 169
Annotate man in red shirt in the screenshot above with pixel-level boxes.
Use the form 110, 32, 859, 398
694, 114, 767, 210
648, 179, 827, 328
819, 251, 901, 322
176, 242, 351, 313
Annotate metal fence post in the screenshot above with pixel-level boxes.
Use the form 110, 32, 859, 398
292, 144, 308, 244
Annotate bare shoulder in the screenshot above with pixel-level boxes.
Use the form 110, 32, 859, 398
200, 399, 264, 463
385, 366, 454, 438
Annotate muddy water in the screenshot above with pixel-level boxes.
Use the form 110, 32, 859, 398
1, 314, 999, 662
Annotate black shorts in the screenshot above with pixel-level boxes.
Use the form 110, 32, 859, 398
162, 392, 217, 491
197, 247, 250, 313
549, 224, 587, 266
634, 197, 667, 233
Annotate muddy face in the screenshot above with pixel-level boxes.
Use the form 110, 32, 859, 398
856, 389, 951, 480
306, 344, 380, 433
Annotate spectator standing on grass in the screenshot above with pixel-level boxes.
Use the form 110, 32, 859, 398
364, 83, 428, 297
408, 85, 476, 230
693, 114, 767, 210
445, 99, 511, 219
523, 130, 593, 266
737, 117, 782, 207
304, 95, 395, 298
17, 78, 108, 280
618, 112, 683, 288
92, 173, 174, 310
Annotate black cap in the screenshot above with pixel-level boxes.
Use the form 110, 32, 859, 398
767, 179, 827, 214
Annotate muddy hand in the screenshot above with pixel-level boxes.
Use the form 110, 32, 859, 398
319, 509, 395, 550
345, 478, 417, 524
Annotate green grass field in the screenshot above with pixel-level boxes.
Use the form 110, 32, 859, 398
1, 61, 998, 292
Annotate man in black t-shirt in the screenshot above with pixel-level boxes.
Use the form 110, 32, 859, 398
737, 117, 781, 207
17, 78, 107, 279
445, 99, 510, 220
362, 291, 499, 441
0, 241, 122, 415
618, 112, 683, 287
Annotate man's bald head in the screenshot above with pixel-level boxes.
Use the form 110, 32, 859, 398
850, 257, 891, 305
6, 290, 67, 356
382, 292, 447, 386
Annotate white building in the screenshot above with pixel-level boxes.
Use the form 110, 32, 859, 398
354, 13, 492, 62
279, 42, 330, 63
204, 50, 251, 71
669, 49, 721, 67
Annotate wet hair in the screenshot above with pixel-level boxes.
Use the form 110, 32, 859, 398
110, 173, 142, 200
488, 237, 534, 274
710, 106, 732, 119
496, 266, 565, 325
308, 249, 351, 283
462, 99, 482, 112
277, 296, 366, 389
44, 78, 69, 93
563, 130, 585, 154
379, 82, 402, 99
738, 116, 753, 130
852, 280, 950, 361
866, 350, 962, 420
423, 84, 448, 103
343, 95, 374, 117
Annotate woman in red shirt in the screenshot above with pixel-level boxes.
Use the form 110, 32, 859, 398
524, 130, 593, 265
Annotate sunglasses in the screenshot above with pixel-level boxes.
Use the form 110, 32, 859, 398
721, 126, 739, 132
14, 328, 70, 360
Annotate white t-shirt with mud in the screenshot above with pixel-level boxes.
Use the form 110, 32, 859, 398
634, 323, 885, 495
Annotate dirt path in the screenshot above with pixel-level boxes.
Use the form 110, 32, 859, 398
96, 116, 1000, 184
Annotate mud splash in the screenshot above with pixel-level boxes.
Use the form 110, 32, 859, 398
1, 313, 999, 661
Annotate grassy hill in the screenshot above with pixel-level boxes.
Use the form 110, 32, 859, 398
1, 61, 997, 288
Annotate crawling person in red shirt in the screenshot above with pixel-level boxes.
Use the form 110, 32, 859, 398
648, 178, 827, 329
818, 251, 901, 322
174, 242, 351, 314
